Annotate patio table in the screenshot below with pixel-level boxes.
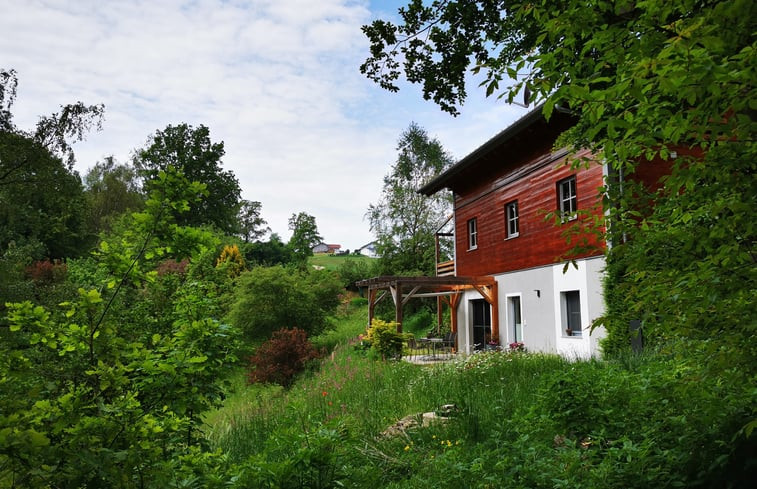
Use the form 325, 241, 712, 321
421, 338, 444, 360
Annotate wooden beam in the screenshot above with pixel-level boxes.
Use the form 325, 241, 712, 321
401, 285, 422, 305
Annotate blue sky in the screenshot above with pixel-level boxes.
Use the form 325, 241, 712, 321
2, 0, 527, 249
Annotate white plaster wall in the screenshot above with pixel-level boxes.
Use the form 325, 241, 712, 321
552, 256, 606, 358
455, 256, 606, 357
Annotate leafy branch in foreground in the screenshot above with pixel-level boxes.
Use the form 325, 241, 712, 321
0, 167, 239, 487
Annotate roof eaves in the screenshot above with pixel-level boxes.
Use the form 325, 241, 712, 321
418, 104, 546, 195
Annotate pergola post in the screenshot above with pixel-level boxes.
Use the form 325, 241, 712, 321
368, 288, 376, 327
490, 280, 500, 341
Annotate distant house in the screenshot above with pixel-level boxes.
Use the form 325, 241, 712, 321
356, 241, 377, 258
312, 242, 341, 254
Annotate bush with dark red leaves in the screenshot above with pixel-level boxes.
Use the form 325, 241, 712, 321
248, 328, 321, 387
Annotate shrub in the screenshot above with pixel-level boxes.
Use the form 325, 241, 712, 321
24, 259, 68, 283
227, 265, 342, 341
336, 258, 376, 290
248, 328, 321, 387
364, 318, 408, 360
156, 258, 189, 277
216, 243, 245, 277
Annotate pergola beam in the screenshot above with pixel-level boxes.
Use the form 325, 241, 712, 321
357, 275, 498, 341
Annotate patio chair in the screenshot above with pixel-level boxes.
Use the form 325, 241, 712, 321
441, 332, 457, 354
407, 336, 429, 360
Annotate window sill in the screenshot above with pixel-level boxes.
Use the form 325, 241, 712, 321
505, 233, 519, 240
467, 246, 478, 252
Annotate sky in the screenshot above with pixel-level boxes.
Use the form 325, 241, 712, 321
1, 0, 528, 250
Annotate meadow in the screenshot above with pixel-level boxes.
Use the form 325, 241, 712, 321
204, 303, 755, 489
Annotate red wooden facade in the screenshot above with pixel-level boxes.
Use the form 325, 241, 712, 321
421, 109, 606, 277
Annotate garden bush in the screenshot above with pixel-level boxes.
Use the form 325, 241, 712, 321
248, 328, 321, 387
227, 265, 342, 341
364, 318, 408, 360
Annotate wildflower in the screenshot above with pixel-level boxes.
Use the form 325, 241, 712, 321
404, 445, 410, 451
322, 391, 328, 397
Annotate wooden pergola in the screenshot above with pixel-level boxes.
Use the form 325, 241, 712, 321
355, 275, 499, 340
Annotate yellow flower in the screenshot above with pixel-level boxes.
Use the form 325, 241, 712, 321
404, 445, 410, 451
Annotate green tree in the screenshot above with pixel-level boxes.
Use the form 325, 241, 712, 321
0, 131, 89, 258
0, 68, 104, 258
84, 156, 144, 236
134, 123, 242, 234
242, 232, 294, 267
367, 122, 453, 275
287, 212, 322, 265
363, 1, 756, 357
237, 199, 269, 243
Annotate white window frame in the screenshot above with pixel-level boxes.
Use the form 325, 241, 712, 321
506, 293, 523, 344
560, 290, 582, 337
467, 217, 478, 250
505, 200, 519, 239
558, 176, 577, 222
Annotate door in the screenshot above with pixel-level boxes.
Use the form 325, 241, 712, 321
508, 295, 522, 343
471, 299, 491, 350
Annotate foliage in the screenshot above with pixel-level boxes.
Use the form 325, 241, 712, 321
134, 123, 242, 234
83, 156, 144, 236
227, 265, 342, 341
0, 158, 244, 487
362, 1, 756, 359
1, 67, 104, 168
23, 259, 68, 284
367, 123, 453, 275
0, 131, 90, 259
241, 233, 294, 266
236, 199, 269, 243
216, 243, 246, 278
287, 211, 323, 266
248, 328, 321, 387
335, 256, 377, 290
364, 318, 409, 360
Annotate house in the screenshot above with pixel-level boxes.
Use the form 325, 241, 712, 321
356, 241, 378, 258
312, 242, 341, 254
358, 105, 666, 358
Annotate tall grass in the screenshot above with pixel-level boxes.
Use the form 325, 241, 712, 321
204, 306, 755, 488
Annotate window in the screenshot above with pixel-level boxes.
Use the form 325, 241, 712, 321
561, 290, 582, 336
558, 176, 577, 221
505, 201, 519, 238
507, 295, 523, 342
467, 218, 478, 250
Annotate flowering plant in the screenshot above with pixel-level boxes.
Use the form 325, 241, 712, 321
508, 341, 526, 352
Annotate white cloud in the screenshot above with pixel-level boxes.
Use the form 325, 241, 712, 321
1, 0, 526, 250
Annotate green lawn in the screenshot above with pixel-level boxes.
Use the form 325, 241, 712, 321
308, 252, 376, 271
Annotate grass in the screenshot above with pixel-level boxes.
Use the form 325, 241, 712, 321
204, 305, 756, 488
308, 253, 376, 271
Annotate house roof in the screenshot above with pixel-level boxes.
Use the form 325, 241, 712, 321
419, 104, 574, 195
